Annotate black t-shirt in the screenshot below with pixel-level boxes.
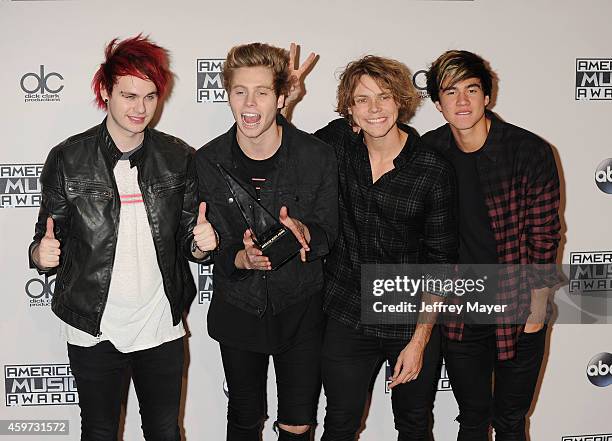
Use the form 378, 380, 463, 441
447, 140, 498, 328
447, 140, 497, 265
207, 134, 323, 354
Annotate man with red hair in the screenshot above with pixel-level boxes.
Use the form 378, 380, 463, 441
28, 35, 218, 441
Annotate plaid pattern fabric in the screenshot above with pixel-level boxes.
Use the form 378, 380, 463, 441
423, 112, 561, 360
315, 118, 458, 340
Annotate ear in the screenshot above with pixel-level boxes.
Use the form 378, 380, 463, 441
434, 101, 443, 112
277, 94, 285, 109
100, 87, 110, 102
484, 95, 490, 107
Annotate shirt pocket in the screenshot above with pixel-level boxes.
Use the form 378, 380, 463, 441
277, 188, 316, 219
151, 174, 186, 199
66, 180, 113, 200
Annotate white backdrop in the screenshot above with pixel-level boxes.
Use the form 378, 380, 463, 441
1, 0, 611, 440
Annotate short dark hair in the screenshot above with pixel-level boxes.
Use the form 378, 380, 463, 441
426, 50, 492, 103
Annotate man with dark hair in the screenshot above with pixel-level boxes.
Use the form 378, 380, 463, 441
423, 49, 561, 441
196, 42, 338, 441
284, 50, 457, 441
29, 35, 218, 441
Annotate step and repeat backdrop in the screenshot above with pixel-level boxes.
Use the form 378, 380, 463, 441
1, 0, 611, 440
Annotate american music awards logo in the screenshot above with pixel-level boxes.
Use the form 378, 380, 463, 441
0, 164, 43, 208
5, 364, 78, 406
197, 59, 226, 103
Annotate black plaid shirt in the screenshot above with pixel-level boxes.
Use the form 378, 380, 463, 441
315, 118, 458, 340
423, 111, 561, 360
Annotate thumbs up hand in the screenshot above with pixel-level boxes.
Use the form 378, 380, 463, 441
192, 202, 218, 254
33, 217, 61, 269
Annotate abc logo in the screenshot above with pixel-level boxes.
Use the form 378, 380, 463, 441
20, 65, 64, 94
595, 158, 612, 194
586, 352, 612, 387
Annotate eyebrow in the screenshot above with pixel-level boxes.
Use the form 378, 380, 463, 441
353, 92, 391, 98
232, 85, 274, 90
442, 82, 482, 92
119, 90, 157, 96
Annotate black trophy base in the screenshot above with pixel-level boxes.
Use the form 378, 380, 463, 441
258, 226, 302, 270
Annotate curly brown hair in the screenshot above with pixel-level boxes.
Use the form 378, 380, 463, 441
336, 55, 420, 123
222, 42, 290, 97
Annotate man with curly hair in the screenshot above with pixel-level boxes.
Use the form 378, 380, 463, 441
285, 50, 457, 441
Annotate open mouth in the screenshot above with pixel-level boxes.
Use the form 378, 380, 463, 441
241, 113, 261, 128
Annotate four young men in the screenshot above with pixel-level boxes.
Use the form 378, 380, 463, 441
30, 36, 560, 441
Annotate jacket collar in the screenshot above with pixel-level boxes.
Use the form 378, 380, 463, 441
98, 117, 150, 168
219, 113, 294, 169
437, 110, 505, 162
352, 121, 420, 169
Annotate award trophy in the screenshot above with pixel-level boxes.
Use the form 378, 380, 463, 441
217, 164, 302, 270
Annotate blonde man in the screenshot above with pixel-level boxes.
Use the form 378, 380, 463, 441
196, 43, 338, 441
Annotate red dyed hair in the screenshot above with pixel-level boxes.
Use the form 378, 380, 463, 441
92, 34, 172, 109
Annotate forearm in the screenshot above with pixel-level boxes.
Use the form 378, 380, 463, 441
411, 292, 439, 345
529, 287, 551, 321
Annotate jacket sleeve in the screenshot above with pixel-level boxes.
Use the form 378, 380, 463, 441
525, 142, 562, 289
422, 155, 458, 296
29, 146, 70, 275
302, 146, 338, 261
313, 118, 351, 154
179, 152, 214, 264
195, 152, 250, 281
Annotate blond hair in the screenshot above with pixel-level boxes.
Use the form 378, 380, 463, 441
222, 43, 290, 97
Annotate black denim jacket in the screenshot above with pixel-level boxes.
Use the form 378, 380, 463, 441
196, 116, 338, 317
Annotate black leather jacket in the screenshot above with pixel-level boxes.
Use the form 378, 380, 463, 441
29, 121, 211, 336
196, 116, 338, 317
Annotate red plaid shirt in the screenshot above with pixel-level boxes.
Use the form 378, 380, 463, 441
423, 112, 561, 360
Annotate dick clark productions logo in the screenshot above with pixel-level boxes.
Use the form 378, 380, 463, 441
20, 65, 64, 103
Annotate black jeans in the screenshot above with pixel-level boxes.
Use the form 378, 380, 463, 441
321, 319, 441, 441
67, 337, 184, 441
442, 325, 547, 441
219, 331, 322, 441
